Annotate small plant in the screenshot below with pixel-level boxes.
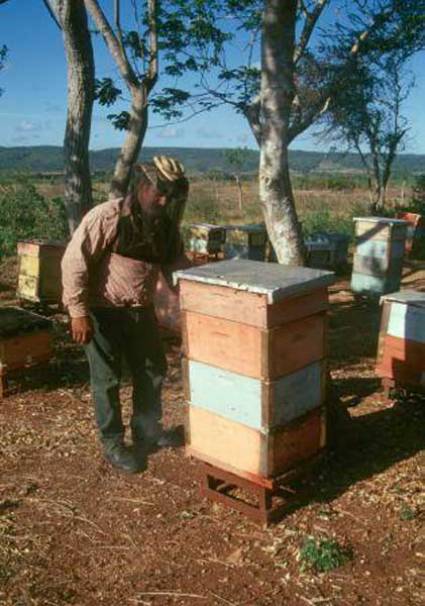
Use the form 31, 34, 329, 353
299, 536, 353, 573
399, 505, 416, 521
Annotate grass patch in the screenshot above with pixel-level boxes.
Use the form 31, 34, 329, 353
299, 537, 353, 573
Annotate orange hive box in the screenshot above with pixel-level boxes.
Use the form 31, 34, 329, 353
376, 290, 425, 393
0, 307, 52, 398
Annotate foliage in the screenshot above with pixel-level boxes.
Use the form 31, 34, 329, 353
0, 44, 7, 98
223, 147, 252, 174
301, 208, 357, 240
299, 537, 353, 573
395, 174, 425, 215
319, 1, 425, 207
0, 179, 68, 258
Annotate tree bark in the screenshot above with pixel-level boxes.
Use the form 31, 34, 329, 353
109, 92, 148, 199
259, 0, 305, 265
60, 1, 95, 233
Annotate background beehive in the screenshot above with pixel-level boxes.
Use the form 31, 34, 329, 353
376, 290, 425, 390
0, 307, 52, 397
176, 259, 334, 482
17, 240, 66, 304
185, 223, 226, 255
351, 217, 408, 296
305, 232, 349, 271
396, 212, 425, 257
223, 224, 268, 261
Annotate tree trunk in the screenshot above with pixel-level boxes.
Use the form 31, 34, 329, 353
109, 91, 148, 199
235, 175, 243, 212
259, 0, 305, 265
61, 1, 95, 234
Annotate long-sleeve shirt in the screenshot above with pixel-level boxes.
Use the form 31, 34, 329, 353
61, 199, 162, 318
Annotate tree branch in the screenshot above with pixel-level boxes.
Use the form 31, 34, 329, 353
244, 97, 262, 146
294, 0, 329, 64
41, 0, 63, 29
147, 0, 158, 90
84, 0, 139, 90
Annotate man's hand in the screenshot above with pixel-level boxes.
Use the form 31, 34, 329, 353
70, 316, 93, 345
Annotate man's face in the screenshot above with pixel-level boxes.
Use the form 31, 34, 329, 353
137, 182, 168, 216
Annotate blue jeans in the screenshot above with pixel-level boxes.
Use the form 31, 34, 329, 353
84, 306, 167, 446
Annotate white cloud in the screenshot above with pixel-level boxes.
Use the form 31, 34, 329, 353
157, 126, 182, 139
196, 126, 222, 140
16, 120, 37, 132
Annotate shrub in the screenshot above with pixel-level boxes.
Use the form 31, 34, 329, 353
299, 537, 353, 573
0, 178, 69, 258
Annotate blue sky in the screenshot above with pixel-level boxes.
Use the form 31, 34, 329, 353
1, 1, 425, 153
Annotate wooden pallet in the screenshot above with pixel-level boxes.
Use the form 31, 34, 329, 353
199, 455, 322, 526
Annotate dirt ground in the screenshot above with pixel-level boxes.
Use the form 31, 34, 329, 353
0, 257, 424, 606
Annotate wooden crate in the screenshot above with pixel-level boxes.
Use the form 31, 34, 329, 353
0, 307, 52, 398
376, 290, 425, 393
223, 224, 268, 261
351, 217, 408, 296
175, 259, 334, 483
17, 240, 66, 304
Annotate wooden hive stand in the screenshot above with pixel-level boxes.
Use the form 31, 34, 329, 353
175, 259, 334, 525
0, 307, 52, 399
199, 452, 323, 527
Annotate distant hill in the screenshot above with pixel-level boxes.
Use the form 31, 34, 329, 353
0, 145, 424, 176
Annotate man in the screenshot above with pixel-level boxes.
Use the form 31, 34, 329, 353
61, 156, 188, 473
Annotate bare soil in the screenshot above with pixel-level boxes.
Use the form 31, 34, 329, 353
0, 260, 424, 606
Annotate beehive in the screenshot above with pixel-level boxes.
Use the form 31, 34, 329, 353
305, 232, 350, 271
351, 217, 408, 296
376, 290, 425, 392
396, 212, 425, 257
223, 224, 268, 261
17, 240, 66, 304
0, 307, 52, 397
186, 223, 226, 256
175, 259, 335, 482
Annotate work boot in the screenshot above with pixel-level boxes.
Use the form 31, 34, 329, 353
132, 426, 184, 451
103, 440, 142, 474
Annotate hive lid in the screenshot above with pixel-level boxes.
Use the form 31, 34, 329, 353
0, 307, 52, 337
174, 259, 335, 303
353, 217, 409, 225
380, 290, 425, 308
224, 223, 266, 233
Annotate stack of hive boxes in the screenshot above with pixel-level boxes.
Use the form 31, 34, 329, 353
351, 217, 408, 296
376, 290, 425, 392
17, 240, 66, 305
175, 259, 335, 484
